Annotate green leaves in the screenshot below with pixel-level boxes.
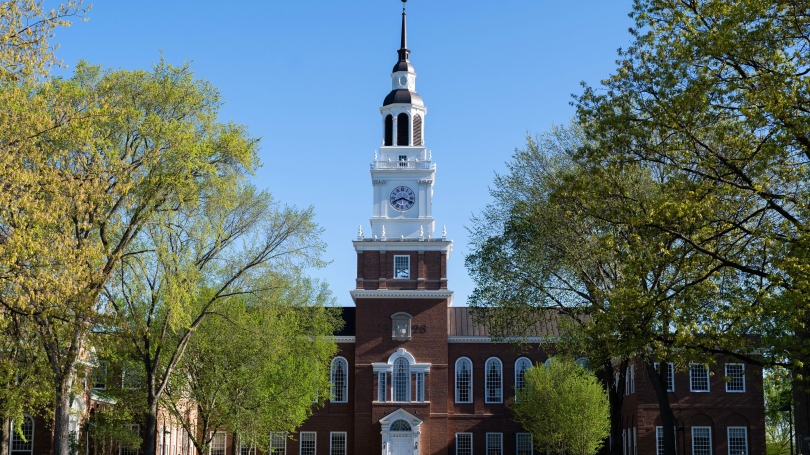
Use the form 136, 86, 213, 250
511, 358, 610, 455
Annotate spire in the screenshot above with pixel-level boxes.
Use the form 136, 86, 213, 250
397, 0, 410, 66
400, 2, 407, 51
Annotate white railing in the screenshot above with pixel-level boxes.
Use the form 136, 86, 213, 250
371, 160, 435, 170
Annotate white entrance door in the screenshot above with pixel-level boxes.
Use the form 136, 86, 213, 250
390, 435, 411, 455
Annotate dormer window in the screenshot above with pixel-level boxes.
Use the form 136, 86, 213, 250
391, 312, 412, 340
394, 255, 410, 279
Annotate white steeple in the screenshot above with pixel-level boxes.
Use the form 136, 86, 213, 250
369, 1, 436, 240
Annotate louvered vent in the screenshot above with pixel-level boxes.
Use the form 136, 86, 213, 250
413, 114, 423, 146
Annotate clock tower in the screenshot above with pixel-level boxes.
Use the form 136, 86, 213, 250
368, 0, 435, 241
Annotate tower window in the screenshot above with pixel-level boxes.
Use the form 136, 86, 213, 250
394, 255, 410, 279
384, 115, 393, 146
391, 312, 412, 340
397, 113, 409, 146
413, 114, 423, 146
398, 155, 407, 167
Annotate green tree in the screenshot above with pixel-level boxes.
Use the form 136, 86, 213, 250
511, 357, 610, 455
765, 368, 793, 455
161, 292, 339, 455
466, 125, 729, 455
1, 59, 257, 455
574, 0, 810, 427
101, 181, 336, 455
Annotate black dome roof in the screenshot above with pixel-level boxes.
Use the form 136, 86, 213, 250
392, 60, 414, 73
383, 89, 423, 106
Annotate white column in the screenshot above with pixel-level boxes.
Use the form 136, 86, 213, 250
392, 115, 398, 146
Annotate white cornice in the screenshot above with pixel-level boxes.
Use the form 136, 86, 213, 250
447, 336, 546, 344
326, 336, 356, 343
352, 239, 452, 253
350, 289, 454, 305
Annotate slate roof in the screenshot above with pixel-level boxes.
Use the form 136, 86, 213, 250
447, 306, 562, 338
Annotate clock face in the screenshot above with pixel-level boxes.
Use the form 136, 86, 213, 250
389, 186, 415, 212
398, 75, 408, 88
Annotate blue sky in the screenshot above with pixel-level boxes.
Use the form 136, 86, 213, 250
51, 1, 635, 307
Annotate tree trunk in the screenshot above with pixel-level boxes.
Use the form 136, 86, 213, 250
53, 374, 75, 455
1, 418, 10, 455
645, 361, 676, 455
604, 360, 626, 455
144, 390, 159, 455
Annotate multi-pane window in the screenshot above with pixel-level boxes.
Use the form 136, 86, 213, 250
487, 433, 503, 455
300, 433, 316, 455
238, 438, 255, 455
456, 433, 472, 455
393, 357, 410, 402
330, 357, 348, 403
11, 415, 34, 455
485, 358, 503, 403
394, 255, 410, 279
122, 362, 142, 390
692, 427, 712, 455
625, 365, 635, 395
690, 363, 710, 392
209, 432, 226, 455
725, 364, 745, 392
516, 433, 533, 455
728, 427, 748, 455
378, 372, 387, 402
119, 425, 141, 455
515, 357, 531, 401
269, 433, 285, 455
92, 360, 108, 390
330, 432, 347, 455
654, 362, 675, 392
455, 358, 473, 403
181, 431, 190, 455
656, 427, 679, 455
415, 372, 425, 402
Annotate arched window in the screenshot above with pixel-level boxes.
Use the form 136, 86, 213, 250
393, 357, 410, 402
11, 415, 34, 455
413, 114, 423, 146
396, 113, 409, 146
384, 114, 393, 146
515, 357, 532, 394
390, 420, 411, 432
485, 357, 503, 403
330, 357, 348, 403
455, 357, 473, 403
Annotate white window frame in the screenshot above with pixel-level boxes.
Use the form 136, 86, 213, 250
727, 427, 748, 455
485, 357, 503, 404
656, 426, 677, 455
690, 363, 710, 392
455, 357, 473, 403
456, 433, 472, 455
119, 424, 141, 455
330, 357, 349, 403
516, 433, 533, 455
692, 426, 712, 455
377, 372, 387, 402
486, 433, 503, 455
92, 360, 108, 390
393, 255, 410, 279
237, 435, 255, 455
654, 362, 675, 392
625, 365, 635, 395
329, 432, 347, 455
269, 433, 286, 455
122, 362, 142, 390
415, 372, 425, 402
209, 432, 226, 455
10, 414, 35, 455
515, 357, 531, 401
392, 356, 411, 402
725, 363, 746, 392
300, 432, 316, 455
